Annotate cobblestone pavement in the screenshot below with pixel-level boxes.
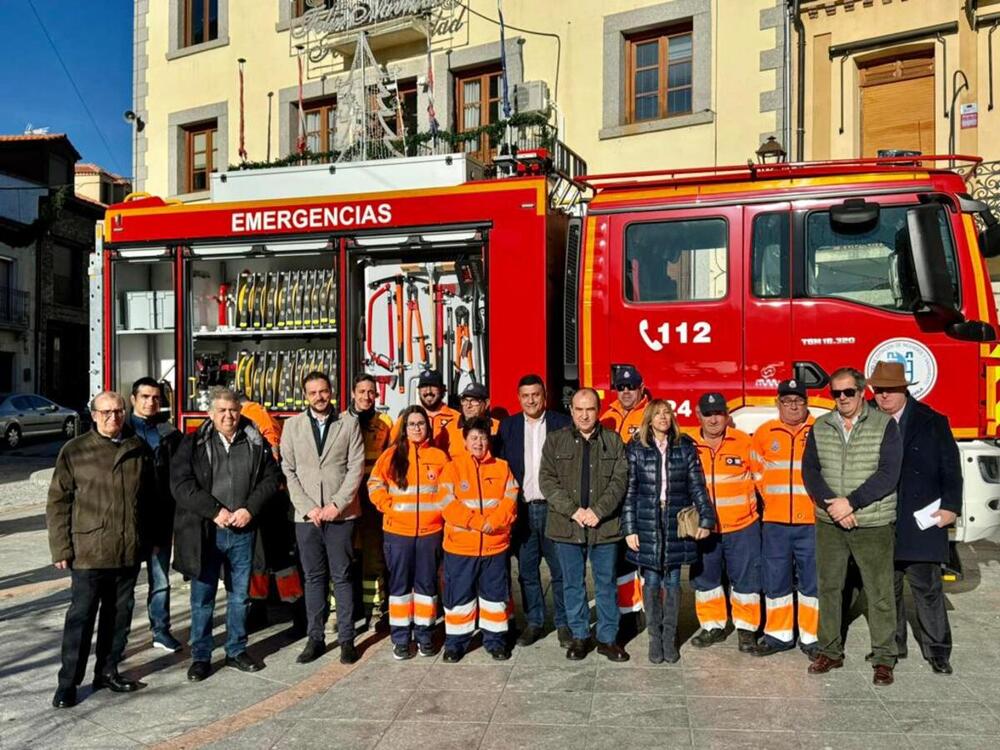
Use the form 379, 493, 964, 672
2, 497, 999, 749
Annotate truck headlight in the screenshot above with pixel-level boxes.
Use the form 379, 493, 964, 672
979, 455, 1000, 483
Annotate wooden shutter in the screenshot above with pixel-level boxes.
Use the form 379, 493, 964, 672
860, 53, 935, 157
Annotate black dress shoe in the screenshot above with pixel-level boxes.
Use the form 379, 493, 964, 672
566, 638, 589, 661
339, 642, 358, 665
187, 661, 211, 682
442, 648, 464, 663
52, 687, 76, 708
929, 656, 953, 674
225, 652, 264, 672
516, 625, 545, 647
296, 638, 326, 664
751, 642, 793, 658
92, 671, 140, 693
557, 626, 573, 649
596, 642, 630, 662
487, 646, 512, 661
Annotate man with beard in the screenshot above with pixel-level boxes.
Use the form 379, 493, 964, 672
390, 370, 459, 447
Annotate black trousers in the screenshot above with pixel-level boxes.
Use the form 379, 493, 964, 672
895, 560, 952, 660
57, 566, 140, 689
296, 519, 357, 644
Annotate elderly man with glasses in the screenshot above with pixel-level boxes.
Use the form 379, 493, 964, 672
47, 391, 158, 708
802, 366, 902, 686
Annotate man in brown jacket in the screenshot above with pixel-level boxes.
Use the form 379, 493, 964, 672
47, 390, 156, 709
281, 371, 364, 664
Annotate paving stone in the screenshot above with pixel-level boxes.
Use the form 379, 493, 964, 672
908, 735, 1000, 750
505, 663, 596, 692
479, 722, 590, 750
417, 663, 512, 691
589, 693, 688, 727
881, 699, 1000, 735
374, 720, 487, 750
587, 725, 693, 748
272, 719, 389, 749
593, 665, 685, 694
396, 689, 501, 723
687, 697, 895, 733
684, 665, 875, 700
491, 690, 592, 725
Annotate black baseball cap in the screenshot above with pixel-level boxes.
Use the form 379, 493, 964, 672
777, 379, 807, 399
460, 382, 489, 400
697, 392, 727, 415
417, 370, 444, 389
613, 365, 643, 389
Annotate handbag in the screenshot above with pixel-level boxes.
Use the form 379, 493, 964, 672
677, 505, 700, 539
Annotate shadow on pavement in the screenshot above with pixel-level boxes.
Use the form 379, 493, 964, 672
0, 513, 47, 538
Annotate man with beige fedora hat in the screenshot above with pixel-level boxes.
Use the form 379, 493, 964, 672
869, 360, 962, 675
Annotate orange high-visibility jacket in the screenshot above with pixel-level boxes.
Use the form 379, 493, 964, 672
440, 452, 518, 557
440, 416, 501, 458
241, 400, 282, 449
694, 428, 761, 534
600, 393, 649, 442
367, 441, 451, 537
389, 404, 461, 448
752, 416, 816, 525
360, 412, 392, 474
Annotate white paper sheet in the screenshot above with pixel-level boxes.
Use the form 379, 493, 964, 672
913, 498, 942, 531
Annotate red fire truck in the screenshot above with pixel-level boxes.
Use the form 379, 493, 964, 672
93, 152, 1000, 545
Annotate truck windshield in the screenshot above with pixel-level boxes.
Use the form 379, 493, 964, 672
805, 204, 959, 312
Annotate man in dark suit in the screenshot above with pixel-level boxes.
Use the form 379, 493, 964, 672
871, 361, 962, 675
497, 374, 572, 647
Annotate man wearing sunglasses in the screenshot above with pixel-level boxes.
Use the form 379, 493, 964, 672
802, 367, 902, 686
870, 360, 961, 675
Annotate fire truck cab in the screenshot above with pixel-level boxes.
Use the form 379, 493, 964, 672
94, 153, 1000, 545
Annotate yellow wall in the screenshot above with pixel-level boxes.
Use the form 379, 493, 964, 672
141, 0, 783, 199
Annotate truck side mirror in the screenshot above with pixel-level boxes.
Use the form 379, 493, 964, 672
955, 193, 1000, 258
905, 204, 962, 323
946, 319, 997, 342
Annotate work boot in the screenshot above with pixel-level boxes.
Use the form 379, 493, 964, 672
643, 584, 664, 664
661, 587, 681, 664
691, 628, 727, 648
737, 629, 758, 653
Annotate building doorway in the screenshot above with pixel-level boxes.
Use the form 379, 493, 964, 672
859, 48, 935, 157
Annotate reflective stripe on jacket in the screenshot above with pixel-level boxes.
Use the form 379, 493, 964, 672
694, 428, 760, 534
440, 452, 518, 556
752, 417, 815, 525
600, 394, 649, 443
367, 441, 450, 537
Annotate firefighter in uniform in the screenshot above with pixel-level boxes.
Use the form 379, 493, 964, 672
441, 383, 500, 458
368, 405, 450, 660
389, 370, 460, 448
691, 392, 763, 652
439, 417, 519, 662
600, 366, 648, 624
347, 374, 393, 623
750, 379, 819, 658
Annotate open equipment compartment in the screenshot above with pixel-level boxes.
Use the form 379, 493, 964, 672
347, 228, 488, 418
183, 239, 339, 415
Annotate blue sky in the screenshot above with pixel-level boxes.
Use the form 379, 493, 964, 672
0, 1, 132, 177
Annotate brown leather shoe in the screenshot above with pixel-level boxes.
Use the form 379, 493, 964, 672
596, 642, 630, 662
873, 664, 894, 686
807, 654, 844, 674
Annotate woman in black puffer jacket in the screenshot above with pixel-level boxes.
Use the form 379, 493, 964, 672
622, 400, 716, 664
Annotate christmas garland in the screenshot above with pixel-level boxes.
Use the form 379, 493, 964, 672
229, 111, 554, 171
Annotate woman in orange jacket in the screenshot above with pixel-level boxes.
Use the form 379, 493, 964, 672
439, 416, 519, 662
367, 405, 450, 660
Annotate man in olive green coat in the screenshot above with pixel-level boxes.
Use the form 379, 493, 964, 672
540, 387, 629, 663
47, 391, 157, 709
802, 367, 902, 687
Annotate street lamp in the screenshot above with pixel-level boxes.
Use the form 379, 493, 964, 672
756, 135, 786, 164
123, 111, 145, 192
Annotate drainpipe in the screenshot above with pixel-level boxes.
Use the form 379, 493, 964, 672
792, 0, 806, 161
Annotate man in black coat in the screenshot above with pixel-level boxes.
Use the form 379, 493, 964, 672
497, 374, 572, 648
171, 388, 282, 682
870, 361, 962, 674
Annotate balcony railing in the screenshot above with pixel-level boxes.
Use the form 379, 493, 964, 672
0, 287, 30, 329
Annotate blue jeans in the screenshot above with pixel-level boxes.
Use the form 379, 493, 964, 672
514, 502, 566, 629
146, 545, 172, 637
189, 527, 254, 661
642, 566, 681, 592
555, 541, 618, 643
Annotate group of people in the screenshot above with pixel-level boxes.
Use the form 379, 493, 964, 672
46, 358, 961, 709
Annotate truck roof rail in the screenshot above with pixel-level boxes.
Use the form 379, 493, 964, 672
580, 155, 984, 193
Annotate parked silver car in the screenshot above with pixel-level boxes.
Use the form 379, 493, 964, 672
0, 393, 78, 449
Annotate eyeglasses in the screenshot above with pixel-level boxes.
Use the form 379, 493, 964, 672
405, 422, 427, 431
830, 388, 858, 399
778, 398, 806, 406
94, 409, 125, 419
615, 384, 638, 392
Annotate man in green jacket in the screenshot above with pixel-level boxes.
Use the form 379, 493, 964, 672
802, 367, 902, 687
47, 391, 157, 709
540, 388, 629, 662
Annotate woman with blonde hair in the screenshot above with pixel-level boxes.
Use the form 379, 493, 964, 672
621, 399, 715, 663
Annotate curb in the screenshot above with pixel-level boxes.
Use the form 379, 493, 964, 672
29, 468, 54, 489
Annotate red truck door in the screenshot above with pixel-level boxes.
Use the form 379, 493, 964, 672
744, 203, 794, 402
604, 205, 744, 423
788, 195, 978, 429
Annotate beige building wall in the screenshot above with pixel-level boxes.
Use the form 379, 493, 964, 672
137, 0, 786, 201
798, 0, 1000, 164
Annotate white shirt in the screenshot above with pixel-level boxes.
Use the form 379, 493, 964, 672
217, 431, 236, 453
834, 411, 856, 442
890, 402, 907, 424
521, 413, 547, 501
655, 436, 669, 507
310, 409, 331, 440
